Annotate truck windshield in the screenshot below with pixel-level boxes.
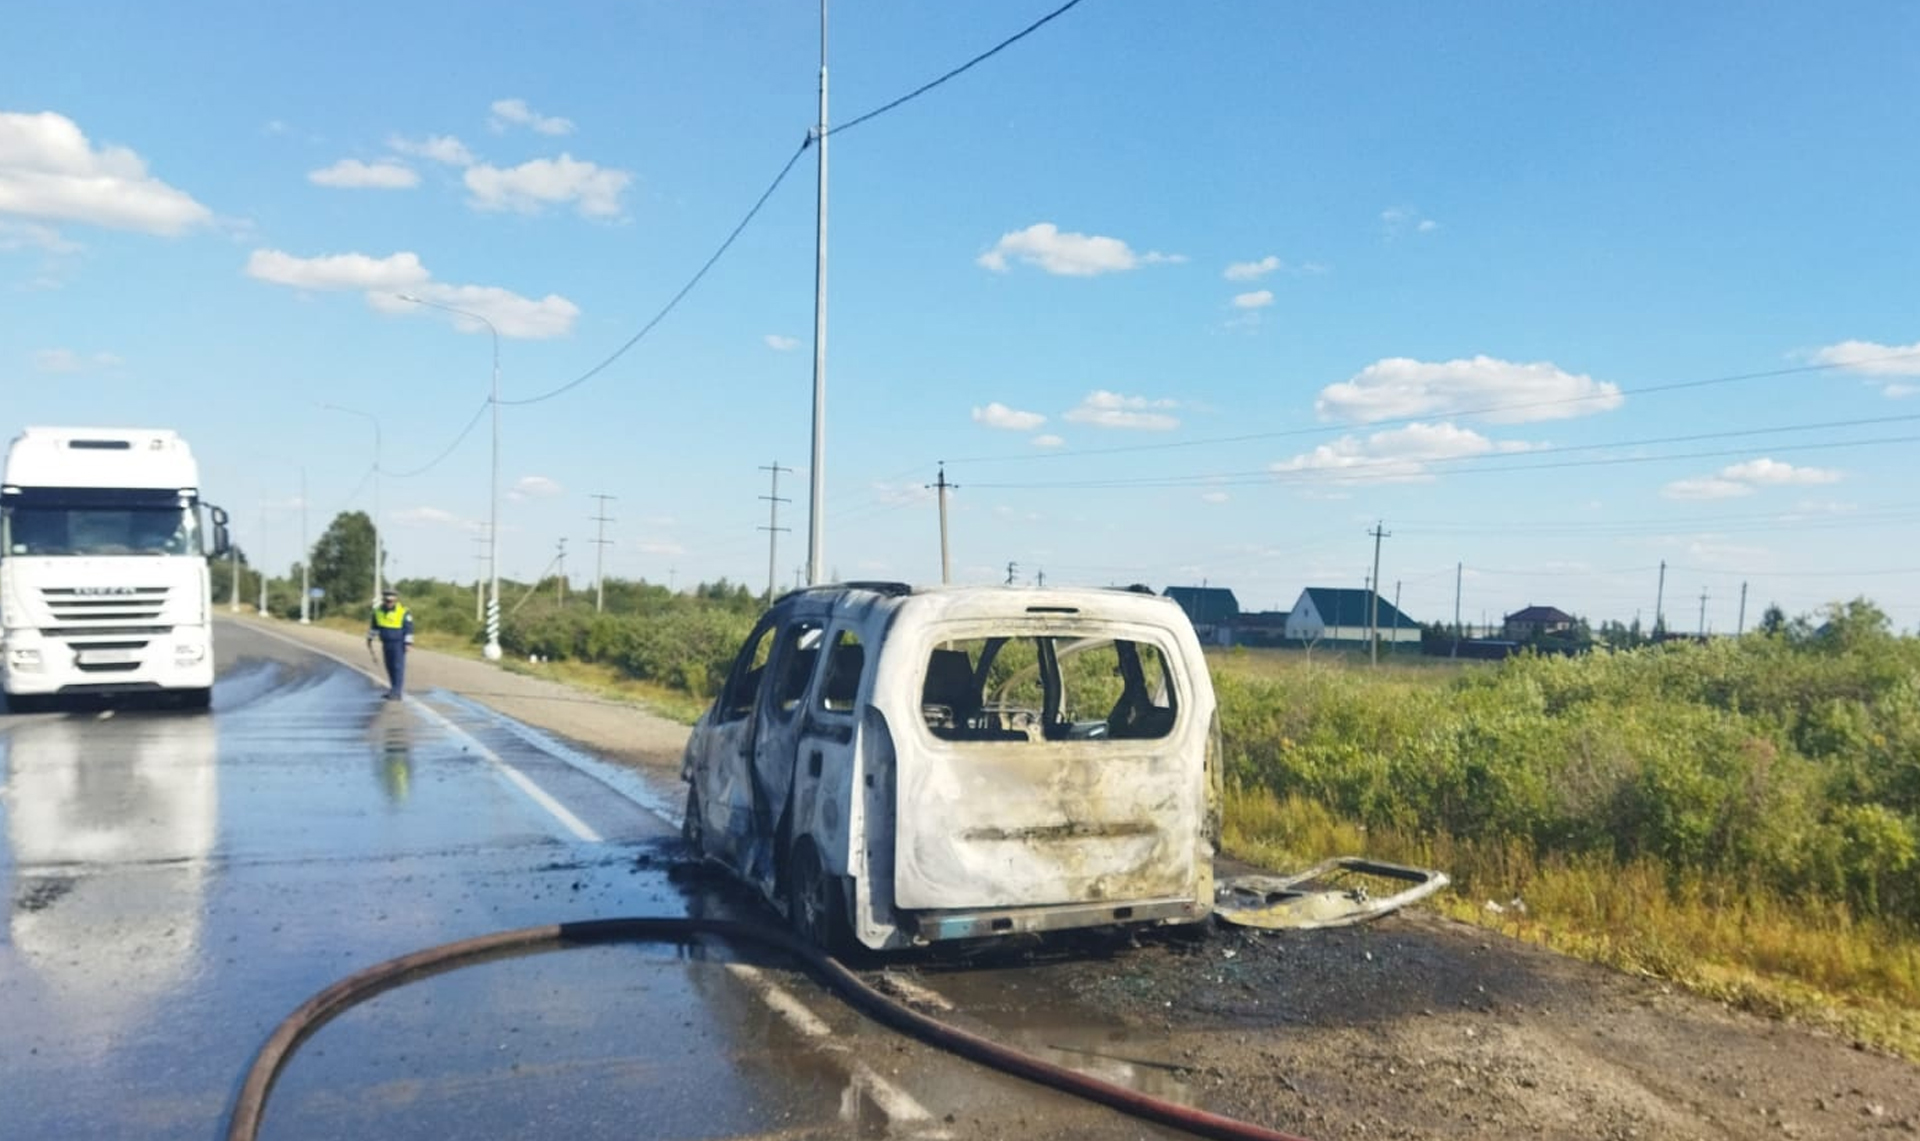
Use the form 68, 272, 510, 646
2, 487, 203, 557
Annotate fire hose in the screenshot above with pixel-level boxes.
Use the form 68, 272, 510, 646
226, 915, 1315, 1141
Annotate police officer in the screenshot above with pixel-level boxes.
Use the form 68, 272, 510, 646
367, 588, 415, 700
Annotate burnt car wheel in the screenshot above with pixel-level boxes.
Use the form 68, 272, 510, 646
681, 787, 705, 856
786, 839, 851, 956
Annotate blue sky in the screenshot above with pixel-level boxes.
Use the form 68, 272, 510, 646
4, 1, 1918, 632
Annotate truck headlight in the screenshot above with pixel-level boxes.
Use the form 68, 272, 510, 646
175, 643, 207, 665
8, 647, 42, 670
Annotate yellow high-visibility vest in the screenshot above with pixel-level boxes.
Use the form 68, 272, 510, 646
373, 604, 409, 630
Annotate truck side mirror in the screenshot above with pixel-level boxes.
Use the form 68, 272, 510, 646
208, 504, 232, 559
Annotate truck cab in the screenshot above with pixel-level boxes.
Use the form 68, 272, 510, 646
0, 427, 229, 710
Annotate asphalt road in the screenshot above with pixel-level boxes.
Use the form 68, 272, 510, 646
0, 620, 1214, 1141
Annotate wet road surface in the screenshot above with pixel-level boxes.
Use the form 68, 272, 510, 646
0, 622, 1207, 1141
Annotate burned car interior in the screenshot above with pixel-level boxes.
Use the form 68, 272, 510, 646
918, 634, 1178, 743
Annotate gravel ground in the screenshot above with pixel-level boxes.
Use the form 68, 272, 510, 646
238, 616, 1920, 1140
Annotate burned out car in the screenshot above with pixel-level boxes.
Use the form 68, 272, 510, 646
679, 582, 1223, 953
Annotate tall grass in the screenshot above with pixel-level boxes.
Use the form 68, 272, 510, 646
1214, 605, 1920, 1057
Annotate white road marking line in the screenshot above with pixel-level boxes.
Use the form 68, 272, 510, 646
727, 963, 937, 1128
242, 624, 600, 842
243, 623, 952, 1135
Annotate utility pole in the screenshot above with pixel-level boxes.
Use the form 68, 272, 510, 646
1367, 521, 1390, 666
804, 0, 830, 586
555, 539, 567, 605
1655, 559, 1667, 636
1035, 568, 1045, 588
1737, 580, 1749, 635
1452, 561, 1463, 658
472, 533, 488, 622
590, 494, 617, 613
1698, 588, 1709, 637
299, 467, 311, 624
1391, 579, 1401, 655
759, 463, 791, 602
927, 463, 958, 584
257, 505, 268, 616
1005, 560, 1018, 586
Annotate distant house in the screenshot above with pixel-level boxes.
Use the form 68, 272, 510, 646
1284, 587, 1420, 644
1231, 609, 1290, 647
1503, 605, 1575, 641
1163, 586, 1241, 645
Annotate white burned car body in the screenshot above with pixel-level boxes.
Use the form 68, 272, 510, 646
679, 582, 1221, 952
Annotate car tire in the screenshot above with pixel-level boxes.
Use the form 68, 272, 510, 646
786, 838, 852, 957
681, 787, 706, 856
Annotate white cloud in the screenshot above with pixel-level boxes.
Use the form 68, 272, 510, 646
246, 249, 430, 291
0, 219, 78, 252
489, 98, 576, 136
1662, 458, 1842, 500
1031, 434, 1065, 448
509, 475, 563, 501
1225, 256, 1281, 281
1382, 206, 1439, 239
308, 158, 418, 189
387, 134, 474, 166
249, 249, 578, 338
764, 334, 800, 351
1200, 491, 1230, 504
634, 539, 686, 557
1661, 477, 1752, 501
464, 154, 630, 219
33, 348, 121, 373
1719, 458, 1842, 486
0, 110, 210, 235
1064, 390, 1180, 431
1231, 290, 1273, 310
972, 402, 1046, 431
977, 223, 1182, 277
1272, 421, 1534, 483
1811, 339, 1920, 377
369, 281, 580, 340
1316, 355, 1622, 425
392, 506, 465, 527
1813, 339, 1920, 395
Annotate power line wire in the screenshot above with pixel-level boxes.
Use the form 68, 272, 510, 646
830, 0, 1091, 138
498, 1, 1093, 410
500, 142, 810, 408
379, 399, 491, 478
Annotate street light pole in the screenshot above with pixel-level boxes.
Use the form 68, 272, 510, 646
323, 404, 382, 607
398, 293, 503, 661
299, 466, 311, 624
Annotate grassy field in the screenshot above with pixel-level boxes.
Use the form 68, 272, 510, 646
1210, 625, 1920, 1061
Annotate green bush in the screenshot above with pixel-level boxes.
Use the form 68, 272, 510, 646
1216, 612, 1920, 925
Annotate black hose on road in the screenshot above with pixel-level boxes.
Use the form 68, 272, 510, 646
226, 915, 1315, 1141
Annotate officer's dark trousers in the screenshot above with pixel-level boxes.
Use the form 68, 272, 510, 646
377, 635, 407, 697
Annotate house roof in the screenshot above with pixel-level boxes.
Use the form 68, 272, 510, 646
1235, 610, 1289, 629
1163, 586, 1241, 625
1505, 605, 1575, 624
1296, 587, 1418, 629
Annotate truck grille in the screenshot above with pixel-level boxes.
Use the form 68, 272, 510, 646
40, 586, 170, 625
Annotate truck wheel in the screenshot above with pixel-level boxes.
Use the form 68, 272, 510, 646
786, 839, 852, 956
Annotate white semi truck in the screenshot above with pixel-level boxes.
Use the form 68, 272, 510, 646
0, 427, 230, 711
